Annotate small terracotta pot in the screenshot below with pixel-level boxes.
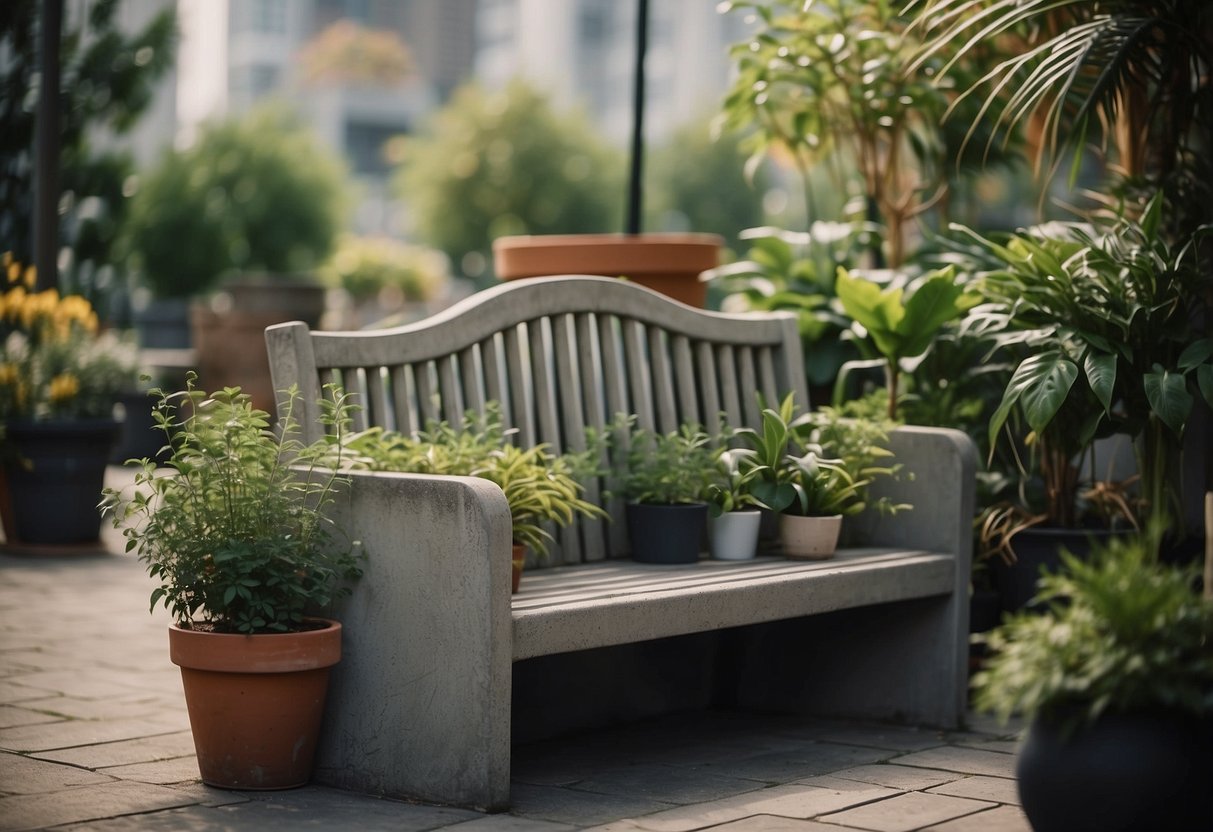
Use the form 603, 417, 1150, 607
779, 514, 842, 560
169, 620, 342, 790
492, 233, 722, 308
511, 543, 526, 594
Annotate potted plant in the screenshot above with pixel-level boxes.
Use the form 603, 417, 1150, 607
739, 394, 901, 559
0, 256, 136, 546
621, 423, 719, 564
705, 446, 765, 561
973, 528, 1213, 832
345, 406, 604, 591
99, 376, 363, 790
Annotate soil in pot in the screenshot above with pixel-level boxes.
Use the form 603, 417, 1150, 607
779, 514, 842, 559
169, 620, 342, 790
626, 502, 707, 564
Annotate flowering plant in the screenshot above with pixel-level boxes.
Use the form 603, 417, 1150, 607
0, 253, 136, 423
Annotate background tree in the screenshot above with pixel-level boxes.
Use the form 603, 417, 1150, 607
644, 117, 767, 253
395, 81, 622, 280
125, 107, 348, 299
0, 0, 175, 301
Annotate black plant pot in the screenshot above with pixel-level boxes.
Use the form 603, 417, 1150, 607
625, 502, 707, 564
3, 419, 121, 545
994, 527, 1124, 613
1018, 710, 1213, 832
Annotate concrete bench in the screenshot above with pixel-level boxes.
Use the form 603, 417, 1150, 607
266, 276, 976, 811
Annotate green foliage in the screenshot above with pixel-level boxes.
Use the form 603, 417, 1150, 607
836, 265, 977, 418
343, 404, 604, 558
644, 117, 766, 249
126, 107, 348, 298
319, 234, 448, 302
705, 447, 763, 517
100, 376, 364, 634
395, 82, 622, 279
623, 423, 718, 506
704, 222, 875, 387
973, 528, 1213, 732
962, 194, 1213, 526
0, 0, 176, 299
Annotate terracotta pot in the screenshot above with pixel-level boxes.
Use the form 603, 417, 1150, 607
511, 543, 526, 594
169, 619, 342, 790
779, 514, 842, 560
492, 233, 722, 308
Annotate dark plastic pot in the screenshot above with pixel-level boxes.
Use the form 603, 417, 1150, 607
1018, 710, 1213, 832
3, 419, 120, 545
993, 527, 1124, 613
625, 502, 707, 564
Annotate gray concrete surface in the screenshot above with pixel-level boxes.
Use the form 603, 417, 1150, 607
0, 472, 1028, 831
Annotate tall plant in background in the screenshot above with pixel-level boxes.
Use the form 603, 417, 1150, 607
395, 81, 622, 282
0, 0, 175, 302
909, 0, 1213, 234
719, 0, 950, 267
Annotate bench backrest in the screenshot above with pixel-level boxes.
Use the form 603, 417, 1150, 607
267, 275, 808, 565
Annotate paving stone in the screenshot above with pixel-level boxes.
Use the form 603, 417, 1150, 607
706, 817, 843, 831
14, 694, 171, 723
570, 762, 764, 805
0, 681, 44, 705
440, 814, 578, 831
33, 730, 196, 768
2, 670, 149, 700
921, 805, 1032, 832
509, 782, 678, 827
892, 747, 1017, 779
0, 716, 186, 753
0, 705, 59, 730
819, 792, 995, 832
683, 742, 892, 784
814, 725, 946, 753
162, 782, 251, 807
101, 755, 201, 785
0, 779, 198, 832
624, 779, 899, 832
0, 752, 113, 794
958, 713, 1024, 738
951, 738, 1020, 755
927, 775, 1020, 805
810, 763, 959, 792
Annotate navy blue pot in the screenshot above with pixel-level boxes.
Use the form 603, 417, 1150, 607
625, 502, 707, 564
3, 419, 120, 545
1018, 710, 1213, 832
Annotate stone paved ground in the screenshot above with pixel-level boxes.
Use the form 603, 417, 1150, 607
0, 472, 1028, 832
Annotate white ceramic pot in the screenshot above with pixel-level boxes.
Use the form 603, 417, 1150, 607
708, 510, 762, 561
779, 514, 842, 560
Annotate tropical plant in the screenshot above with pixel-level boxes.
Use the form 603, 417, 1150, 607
705, 447, 764, 517
623, 423, 718, 505
962, 194, 1213, 527
908, 0, 1213, 233
835, 265, 976, 418
395, 81, 622, 281
100, 376, 364, 635
126, 106, 348, 299
0, 254, 136, 423
973, 527, 1213, 733
719, 0, 952, 267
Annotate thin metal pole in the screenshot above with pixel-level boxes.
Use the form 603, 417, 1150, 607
625, 0, 649, 236
34, 0, 62, 293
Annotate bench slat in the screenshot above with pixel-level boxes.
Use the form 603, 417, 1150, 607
716, 344, 743, 429
672, 335, 699, 427
623, 318, 655, 431
648, 327, 678, 433
695, 340, 721, 426
503, 324, 534, 448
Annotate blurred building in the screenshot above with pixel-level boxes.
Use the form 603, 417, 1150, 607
476, 0, 751, 144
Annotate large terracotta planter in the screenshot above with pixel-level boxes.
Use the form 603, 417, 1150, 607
191, 277, 327, 414
169, 619, 342, 790
1, 418, 120, 545
492, 233, 722, 308
779, 514, 842, 560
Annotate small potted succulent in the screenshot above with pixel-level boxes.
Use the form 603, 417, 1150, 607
973, 528, 1213, 832
100, 376, 363, 790
705, 446, 765, 561
622, 423, 719, 564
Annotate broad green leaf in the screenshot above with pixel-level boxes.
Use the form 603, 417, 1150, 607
898, 268, 970, 357
1007, 351, 1079, 436
1198, 365, 1213, 410
835, 267, 905, 358
1145, 367, 1193, 436
1083, 351, 1116, 413
1177, 339, 1213, 371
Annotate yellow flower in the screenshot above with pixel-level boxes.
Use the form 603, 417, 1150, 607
48, 373, 80, 404
23, 265, 36, 289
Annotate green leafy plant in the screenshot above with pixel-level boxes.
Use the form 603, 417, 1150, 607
623, 423, 718, 505
705, 447, 763, 517
835, 265, 976, 418
319, 234, 448, 303
973, 527, 1213, 733
100, 376, 364, 634
126, 106, 348, 299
